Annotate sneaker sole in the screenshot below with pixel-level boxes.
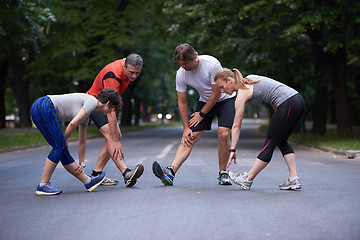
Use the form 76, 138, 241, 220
218, 179, 232, 185
35, 190, 62, 196
125, 164, 144, 187
152, 161, 173, 186
87, 175, 106, 192
101, 179, 119, 186
280, 185, 302, 190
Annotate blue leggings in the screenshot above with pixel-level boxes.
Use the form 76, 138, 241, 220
30, 96, 75, 165
257, 94, 306, 163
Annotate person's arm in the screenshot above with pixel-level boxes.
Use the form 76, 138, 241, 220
177, 91, 194, 147
107, 109, 124, 160
64, 108, 87, 142
189, 84, 221, 127
78, 125, 87, 165
227, 92, 247, 168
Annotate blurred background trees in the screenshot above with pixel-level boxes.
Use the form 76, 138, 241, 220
1, 0, 359, 137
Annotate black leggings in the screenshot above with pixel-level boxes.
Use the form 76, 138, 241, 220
257, 94, 306, 163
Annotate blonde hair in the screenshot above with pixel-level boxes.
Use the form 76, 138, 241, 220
215, 68, 258, 90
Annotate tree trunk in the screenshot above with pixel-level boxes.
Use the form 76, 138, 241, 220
0, 60, 9, 129
8, 58, 32, 127
330, 47, 353, 137
309, 30, 328, 135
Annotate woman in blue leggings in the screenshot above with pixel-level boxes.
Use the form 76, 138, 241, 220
215, 68, 306, 190
30, 88, 121, 195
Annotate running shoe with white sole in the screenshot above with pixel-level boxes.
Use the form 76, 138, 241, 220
36, 182, 62, 196
101, 177, 119, 186
124, 164, 144, 187
279, 177, 302, 190
85, 172, 106, 192
152, 161, 174, 186
218, 172, 232, 185
229, 170, 253, 190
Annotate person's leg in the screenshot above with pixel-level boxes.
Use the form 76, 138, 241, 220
94, 141, 112, 171
215, 97, 235, 185
152, 130, 204, 186
217, 126, 231, 171
170, 130, 204, 173
246, 158, 268, 181
63, 162, 89, 183
283, 153, 297, 177
40, 158, 58, 183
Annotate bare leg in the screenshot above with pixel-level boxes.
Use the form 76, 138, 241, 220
170, 131, 204, 173
283, 153, 298, 177
94, 142, 111, 171
218, 127, 230, 172
95, 124, 127, 174
63, 162, 89, 183
247, 158, 268, 181
40, 158, 58, 183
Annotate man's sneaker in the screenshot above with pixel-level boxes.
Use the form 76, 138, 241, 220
101, 177, 119, 186
36, 183, 62, 196
279, 177, 302, 190
85, 172, 106, 192
218, 171, 232, 185
229, 171, 253, 190
124, 164, 144, 187
152, 161, 174, 186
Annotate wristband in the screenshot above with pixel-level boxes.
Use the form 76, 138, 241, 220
199, 110, 205, 117
229, 149, 236, 153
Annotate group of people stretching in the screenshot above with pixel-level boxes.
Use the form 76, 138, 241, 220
31, 44, 305, 196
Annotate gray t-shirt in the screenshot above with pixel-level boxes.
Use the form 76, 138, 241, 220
247, 74, 298, 107
48, 93, 98, 127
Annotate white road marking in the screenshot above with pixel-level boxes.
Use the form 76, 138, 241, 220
156, 141, 178, 159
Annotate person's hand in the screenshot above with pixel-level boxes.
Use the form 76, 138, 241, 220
112, 141, 124, 161
75, 164, 84, 175
181, 128, 194, 147
226, 152, 237, 168
189, 112, 204, 128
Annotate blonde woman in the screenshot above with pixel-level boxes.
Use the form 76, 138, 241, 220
215, 68, 306, 190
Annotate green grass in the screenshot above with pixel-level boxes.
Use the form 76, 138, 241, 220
260, 121, 360, 151
291, 132, 360, 150
0, 122, 181, 151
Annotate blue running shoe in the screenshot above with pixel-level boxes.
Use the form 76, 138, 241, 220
152, 161, 174, 186
85, 172, 106, 192
36, 182, 62, 196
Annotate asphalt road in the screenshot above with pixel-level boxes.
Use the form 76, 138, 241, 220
0, 119, 359, 240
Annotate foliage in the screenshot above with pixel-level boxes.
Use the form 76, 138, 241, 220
1, 0, 359, 135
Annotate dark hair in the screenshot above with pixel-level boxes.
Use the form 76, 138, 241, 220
173, 43, 197, 62
125, 53, 143, 68
97, 88, 122, 111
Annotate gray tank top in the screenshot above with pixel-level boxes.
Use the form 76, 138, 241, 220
247, 74, 298, 107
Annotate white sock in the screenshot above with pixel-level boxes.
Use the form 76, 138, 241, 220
84, 177, 91, 185
39, 182, 47, 187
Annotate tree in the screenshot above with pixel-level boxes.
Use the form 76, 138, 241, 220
0, 0, 54, 128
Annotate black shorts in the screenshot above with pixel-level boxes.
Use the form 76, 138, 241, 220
90, 111, 108, 129
191, 96, 236, 132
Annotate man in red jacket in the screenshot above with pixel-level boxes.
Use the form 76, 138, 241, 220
86, 53, 144, 187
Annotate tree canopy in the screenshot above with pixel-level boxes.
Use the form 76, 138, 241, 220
1, 0, 359, 137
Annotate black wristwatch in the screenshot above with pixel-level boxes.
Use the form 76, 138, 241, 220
229, 149, 236, 152
199, 110, 205, 117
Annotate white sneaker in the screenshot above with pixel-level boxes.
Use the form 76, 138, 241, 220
229, 171, 253, 190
